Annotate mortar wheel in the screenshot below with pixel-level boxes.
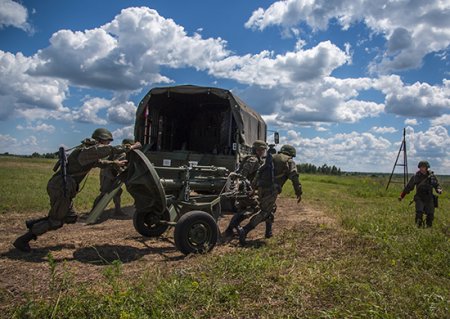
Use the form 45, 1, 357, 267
174, 210, 218, 255
133, 209, 170, 237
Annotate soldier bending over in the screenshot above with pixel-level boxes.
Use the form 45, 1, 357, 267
13, 128, 141, 252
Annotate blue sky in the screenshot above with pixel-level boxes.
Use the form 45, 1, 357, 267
0, 0, 449, 173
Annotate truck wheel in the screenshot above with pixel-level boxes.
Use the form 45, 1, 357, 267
174, 210, 218, 255
133, 209, 170, 237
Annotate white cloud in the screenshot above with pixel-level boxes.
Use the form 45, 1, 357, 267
430, 114, 450, 127
279, 129, 393, 172
16, 123, 55, 133
0, 133, 17, 152
107, 101, 136, 125
245, 0, 450, 73
112, 125, 134, 141
405, 118, 418, 126
407, 126, 450, 171
279, 126, 449, 172
30, 7, 229, 91
0, 51, 69, 120
0, 0, 31, 31
375, 76, 450, 118
210, 41, 349, 87
370, 126, 398, 134
71, 97, 109, 125
0, 133, 42, 154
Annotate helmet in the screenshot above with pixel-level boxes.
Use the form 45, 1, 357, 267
280, 144, 296, 157
91, 128, 113, 142
418, 160, 430, 168
252, 140, 268, 150
122, 138, 134, 145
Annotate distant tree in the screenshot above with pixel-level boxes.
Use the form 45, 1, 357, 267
298, 163, 342, 175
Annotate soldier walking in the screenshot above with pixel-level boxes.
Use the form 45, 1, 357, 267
398, 160, 443, 227
222, 140, 267, 239
237, 144, 302, 245
13, 128, 141, 252
92, 138, 135, 216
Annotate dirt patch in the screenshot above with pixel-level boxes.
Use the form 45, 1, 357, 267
0, 197, 335, 310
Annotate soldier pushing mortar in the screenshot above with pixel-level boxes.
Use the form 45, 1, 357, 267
13, 128, 141, 252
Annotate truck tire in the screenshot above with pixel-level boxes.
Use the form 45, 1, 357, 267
174, 210, 218, 255
133, 209, 170, 237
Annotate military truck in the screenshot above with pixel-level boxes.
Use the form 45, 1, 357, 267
134, 85, 267, 175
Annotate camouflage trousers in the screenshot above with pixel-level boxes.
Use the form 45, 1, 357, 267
244, 187, 278, 230
414, 195, 435, 227
93, 175, 122, 209
31, 174, 78, 236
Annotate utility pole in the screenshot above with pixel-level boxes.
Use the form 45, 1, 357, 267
386, 128, 409, 190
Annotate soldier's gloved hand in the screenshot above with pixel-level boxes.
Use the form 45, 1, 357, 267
437, 188, 443, 195
131, 142, 142, 150
115, 159, 128, 167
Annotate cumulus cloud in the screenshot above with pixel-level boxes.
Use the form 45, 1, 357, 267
240, 76, 381, 124
210, 41, 349, 87
430, 114, 450, 127
280, 129, 393, 172
70, 97, 109, 125
407, 126, 450, 170
245, 0, 450, 73
405, 118, 418, 126
112, 125, 135, 141
0, 133, 43, 154
0, 133, 17, 151
17, 122, 56, 133
375, 75, 450, 118
370, 126, 398, 134
0, 0, 31, 31
107, 101, 136, 125
0, 51, 69, 120
30, 7, 229, 91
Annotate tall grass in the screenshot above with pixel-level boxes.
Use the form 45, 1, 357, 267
1, 157, 449, 318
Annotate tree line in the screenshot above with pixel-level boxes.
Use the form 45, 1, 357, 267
2, 152, 342, 175
297, 163, 342, 175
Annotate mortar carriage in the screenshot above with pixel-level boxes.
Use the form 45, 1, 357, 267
125, 149, 240, 255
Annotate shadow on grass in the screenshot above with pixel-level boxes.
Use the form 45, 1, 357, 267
78, 205, 135, 225
3, 240, 184, 264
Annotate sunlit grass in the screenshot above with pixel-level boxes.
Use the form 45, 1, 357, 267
1, 157, 449, 318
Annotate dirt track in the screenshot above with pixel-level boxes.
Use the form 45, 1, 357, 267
0, 197, 334, 310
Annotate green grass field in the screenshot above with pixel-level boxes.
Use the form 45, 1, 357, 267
1, 156, 449, 318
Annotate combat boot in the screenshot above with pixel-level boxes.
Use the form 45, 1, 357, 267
265, 221, 273, 238
25, 217, 47, 229
13, 232, 36, 252
237, 226, 247, 246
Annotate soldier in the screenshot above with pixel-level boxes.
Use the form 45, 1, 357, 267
398, 160, 443, 228
13, 128, 141, 252
237, 144, 302, 245
222, 140, 267, 239
92, 138, 135, 216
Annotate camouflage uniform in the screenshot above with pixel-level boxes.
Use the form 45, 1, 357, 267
238, 145, 302, 244
222, 153, 264, 236
92, 138, 134, 214
400, 162, 442, 227
13, 135, 135, 252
